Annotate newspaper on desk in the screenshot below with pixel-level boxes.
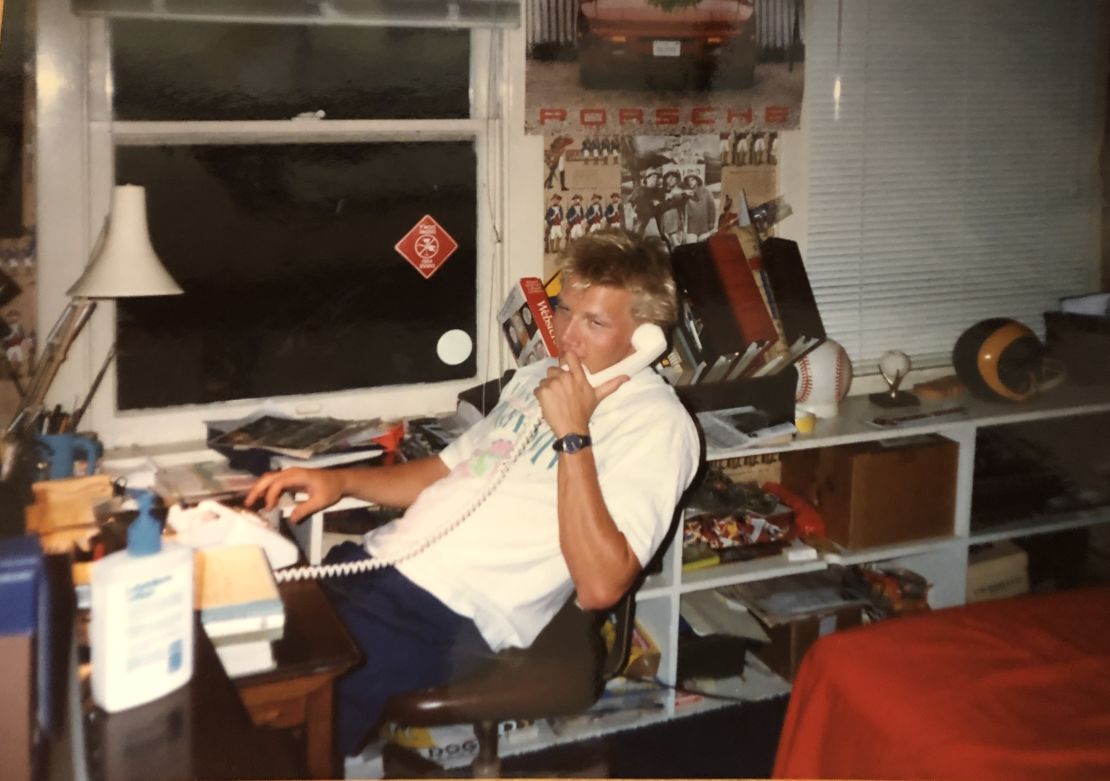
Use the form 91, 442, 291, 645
207, 405, 389, 459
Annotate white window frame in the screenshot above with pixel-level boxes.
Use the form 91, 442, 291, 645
37, 0, 526, 448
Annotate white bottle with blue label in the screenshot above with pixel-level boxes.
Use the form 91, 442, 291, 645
91, 491, 194, 712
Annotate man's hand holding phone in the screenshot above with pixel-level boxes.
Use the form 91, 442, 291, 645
535, 352, 627, 439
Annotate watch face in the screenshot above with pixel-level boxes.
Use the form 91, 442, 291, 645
555, 433, 591, 453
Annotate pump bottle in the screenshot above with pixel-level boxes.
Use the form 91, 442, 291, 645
91, 491, 194, 712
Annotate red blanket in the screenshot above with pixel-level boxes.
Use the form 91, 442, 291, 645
774, 584, 1110, 780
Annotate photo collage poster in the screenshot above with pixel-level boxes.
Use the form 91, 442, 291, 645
526, 0, 804, 279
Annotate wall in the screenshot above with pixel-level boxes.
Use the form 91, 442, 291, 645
24, 1, 1110, 445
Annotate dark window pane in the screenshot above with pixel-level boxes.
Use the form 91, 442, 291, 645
115, 141, 477, 410
111, 20, 470, 121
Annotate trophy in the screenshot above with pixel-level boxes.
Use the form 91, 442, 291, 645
869, 349, 920, 407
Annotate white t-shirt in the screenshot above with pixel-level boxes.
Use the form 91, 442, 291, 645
363, 359, 700, 650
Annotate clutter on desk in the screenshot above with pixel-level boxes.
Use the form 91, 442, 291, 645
99, 445, 260, 508
167, 499, 299, 569
154, 458, 258, 505
24, 474, 115, 552
401, 411, 475, 459
208, 411, 395, 460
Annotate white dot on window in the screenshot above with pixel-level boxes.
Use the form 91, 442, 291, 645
437, 329, 472, 366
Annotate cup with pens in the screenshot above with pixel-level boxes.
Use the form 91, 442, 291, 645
34, 430, 103, 481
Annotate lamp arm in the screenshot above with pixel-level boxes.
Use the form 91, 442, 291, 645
7, 298, 98, 434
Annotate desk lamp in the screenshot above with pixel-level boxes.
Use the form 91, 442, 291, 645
7, 184, 182, 435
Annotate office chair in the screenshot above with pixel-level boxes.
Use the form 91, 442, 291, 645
380, 589, 637, 778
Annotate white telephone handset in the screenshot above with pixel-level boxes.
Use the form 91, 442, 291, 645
275, 323, 669, 583
580, 323, 668, 388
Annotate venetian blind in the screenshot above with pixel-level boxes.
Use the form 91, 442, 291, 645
804, 0, 1103, 370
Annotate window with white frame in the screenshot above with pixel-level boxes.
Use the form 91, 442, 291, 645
803, 0, 1103, 371
107, 19, 489, 410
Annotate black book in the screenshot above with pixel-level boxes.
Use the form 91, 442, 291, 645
760, 238, 827, 361
671, 242, 755, 381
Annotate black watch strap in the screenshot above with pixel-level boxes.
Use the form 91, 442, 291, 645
552, 433, 592, 454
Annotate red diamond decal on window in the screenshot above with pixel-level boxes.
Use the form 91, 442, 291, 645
395, 215, 459, 280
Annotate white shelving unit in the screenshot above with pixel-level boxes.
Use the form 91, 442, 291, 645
629, 384, 1110, 730
141, 385, 1106, 767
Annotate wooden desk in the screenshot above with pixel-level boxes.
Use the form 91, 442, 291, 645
85, 617, 303, 781
232, 578, 361, 779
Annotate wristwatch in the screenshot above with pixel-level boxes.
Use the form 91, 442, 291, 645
552, 432, 592, 454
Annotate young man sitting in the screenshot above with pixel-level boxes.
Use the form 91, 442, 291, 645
246, 228, 700, 756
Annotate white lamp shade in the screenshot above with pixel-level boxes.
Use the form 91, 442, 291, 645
67, 184, 184, 298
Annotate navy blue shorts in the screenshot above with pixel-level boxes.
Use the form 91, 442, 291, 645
321, 541, 493, 756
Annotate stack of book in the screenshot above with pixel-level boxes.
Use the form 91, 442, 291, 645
666, 222, 826, 386
195, 545, 284, 678
208, 414, 403, 469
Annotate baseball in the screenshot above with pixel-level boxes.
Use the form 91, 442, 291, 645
795, 338, 853, 418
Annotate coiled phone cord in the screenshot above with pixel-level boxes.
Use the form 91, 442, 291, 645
273, 412, 545, 583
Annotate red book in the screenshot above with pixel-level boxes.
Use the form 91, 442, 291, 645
497, 277, 558, 366
706, 232, 778, 347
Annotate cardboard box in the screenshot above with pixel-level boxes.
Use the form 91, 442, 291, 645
780, 434, 958, 549
966, 540, 1029, 603
754, 606, 863, 681
497, 277, 558, 366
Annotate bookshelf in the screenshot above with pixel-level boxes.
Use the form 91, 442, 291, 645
634, 383, 1110, 734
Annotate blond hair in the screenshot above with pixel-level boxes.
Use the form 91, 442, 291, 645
558, 229, 678, 327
